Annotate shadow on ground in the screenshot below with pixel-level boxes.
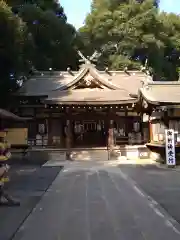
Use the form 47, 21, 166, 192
0, 156, 63, 240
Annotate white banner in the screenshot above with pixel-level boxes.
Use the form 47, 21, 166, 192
165, 129, 176, 166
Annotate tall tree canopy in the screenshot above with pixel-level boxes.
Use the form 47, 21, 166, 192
79, 0, 180, 80
92, 0, 159, 10
5, 0, 78, 71
0, 0, 29, 105
0, 0, 79, 106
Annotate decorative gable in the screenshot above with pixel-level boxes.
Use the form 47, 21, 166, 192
52, 63, 120, 92
72, 73, 104, 90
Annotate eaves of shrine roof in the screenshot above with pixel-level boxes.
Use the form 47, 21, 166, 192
44, 89, 137, 105
17, 64, 149, 97
0, 109, 31, 121
139, 81, 180, 105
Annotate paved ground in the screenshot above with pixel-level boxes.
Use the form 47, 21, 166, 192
0, 162, 63, 240
6, 160, 180, 240
120, 164, 180, 224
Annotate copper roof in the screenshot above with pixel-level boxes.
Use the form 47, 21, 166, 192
18, 64, 150, 104
140, 82, 180, 105
45, 89, 137, 105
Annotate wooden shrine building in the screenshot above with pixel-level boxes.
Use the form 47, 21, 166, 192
11, 53, 180, 160
14, 60, 151, 148
138, 82, 180, 161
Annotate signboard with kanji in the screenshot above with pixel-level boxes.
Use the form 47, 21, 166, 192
165, 129, 176, 166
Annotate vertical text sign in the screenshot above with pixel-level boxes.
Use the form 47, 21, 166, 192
165, 129, 176, 166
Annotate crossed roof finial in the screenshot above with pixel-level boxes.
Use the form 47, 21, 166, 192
77, 50, 101, 64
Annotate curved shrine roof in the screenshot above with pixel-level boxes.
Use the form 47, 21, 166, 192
18, 64, 150, 105
140, 82, 180, 105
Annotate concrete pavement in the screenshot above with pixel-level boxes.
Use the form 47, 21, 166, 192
10, 161, 180, 240
0, 164, 63, 240
121, 164, 180, 224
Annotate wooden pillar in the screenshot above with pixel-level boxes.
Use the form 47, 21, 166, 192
59, 120, 63, 148
48, 114, 53, 145
125, 105, 128, 136
34, 107, 38, 146
65, 120, 71, 149
108, 119, 114, 151
65, 119, 73, 160
163, 111, 169, 128
149, 115, 153, 142
140, 112, 144, 144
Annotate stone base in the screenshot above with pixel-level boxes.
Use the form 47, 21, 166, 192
10, 145, 151, 163
111, 145, 150, 160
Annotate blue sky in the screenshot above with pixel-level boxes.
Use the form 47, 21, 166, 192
60, 0, 91, 29
60, 0, 180, 29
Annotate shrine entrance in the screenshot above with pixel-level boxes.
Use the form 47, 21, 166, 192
73, 120, 108, 147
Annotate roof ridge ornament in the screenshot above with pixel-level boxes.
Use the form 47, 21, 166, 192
77, 50, 101, 65
141, 58, 151, 76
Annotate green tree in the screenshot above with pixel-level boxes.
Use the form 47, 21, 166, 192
0, 0, 29, 106
6, 0, 79, 71
92, 0, 159, 11
157, 12, 180, 80
79, 0, 179, 80
6, 0, 67, 20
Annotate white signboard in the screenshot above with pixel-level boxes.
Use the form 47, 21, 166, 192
165, 129, 176, 166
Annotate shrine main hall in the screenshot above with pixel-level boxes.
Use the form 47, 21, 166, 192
12, 53, 180, 160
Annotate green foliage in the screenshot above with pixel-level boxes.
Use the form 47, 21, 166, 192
0, 0, 29, 106
91, 0, 159, 11
6, 0, 78, 71
0, 0, 79, 107
79, 0, 180, 80
16, 4, 77, 70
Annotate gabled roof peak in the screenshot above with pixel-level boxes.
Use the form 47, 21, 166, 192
53, 63, 121, 91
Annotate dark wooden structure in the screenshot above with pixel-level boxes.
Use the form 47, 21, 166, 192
13, 61, 153, 152
137, 81, 180, 161
11, 46, 180, 157
11, 53, 180, 161
0, 108, 29, 129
